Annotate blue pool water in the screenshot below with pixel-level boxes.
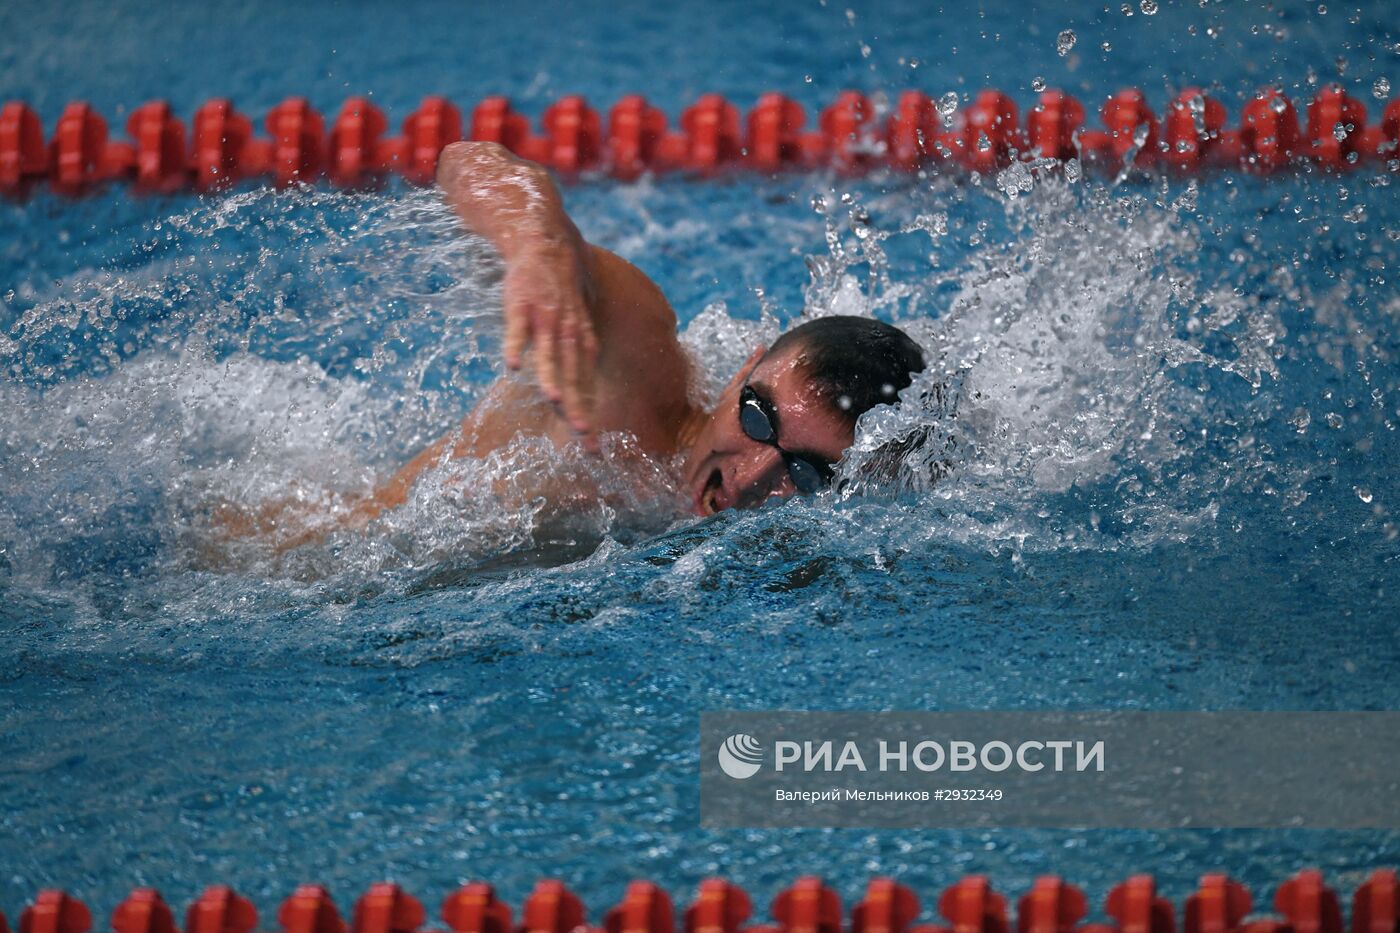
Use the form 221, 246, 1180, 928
3, 0, 1400, 921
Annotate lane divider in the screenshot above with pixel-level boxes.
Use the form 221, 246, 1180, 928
1, 86, 1398, 196
5, 869, 1397, 933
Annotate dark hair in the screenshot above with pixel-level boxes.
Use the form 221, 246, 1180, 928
768, 315, 926, 428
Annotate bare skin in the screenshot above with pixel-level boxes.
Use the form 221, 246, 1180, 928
359, 141, 853, 523
215, 142, 856, 549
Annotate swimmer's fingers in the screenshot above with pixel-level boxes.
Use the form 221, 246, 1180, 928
503, 262, 557, 372
579, 326, 601, 452
532, 312, 561, 402
557, 313, 599, 451
502, 289, 533, 371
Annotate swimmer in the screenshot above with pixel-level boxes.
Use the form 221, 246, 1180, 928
217, 142, 926, 546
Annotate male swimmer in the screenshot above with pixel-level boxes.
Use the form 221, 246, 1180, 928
221, 141, 926, 545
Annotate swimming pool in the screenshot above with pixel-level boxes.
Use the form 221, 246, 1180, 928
2, 0, 1399, 921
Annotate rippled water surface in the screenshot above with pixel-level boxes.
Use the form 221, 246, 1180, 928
3, 0, 1399, 919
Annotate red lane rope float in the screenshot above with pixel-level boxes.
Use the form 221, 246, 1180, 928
2, 86, 1399, 197
4, 870, 1398, 933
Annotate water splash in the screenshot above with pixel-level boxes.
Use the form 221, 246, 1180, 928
2, 168, 1395, 622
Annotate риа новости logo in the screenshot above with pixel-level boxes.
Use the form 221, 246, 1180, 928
717, 734, 763, 779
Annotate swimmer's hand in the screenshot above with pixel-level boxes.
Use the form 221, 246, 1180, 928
437, 141, 600, 452
501, 243, 600, 449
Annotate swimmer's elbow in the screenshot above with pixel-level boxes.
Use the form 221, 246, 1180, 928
437, 141, 503, 189
436, 141, 548, 192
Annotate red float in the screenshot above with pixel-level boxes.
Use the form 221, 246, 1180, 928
350, 884, 424, 933
746, 92, 806, 172
676, 94, 742, 173
191, 99, 256, 190
1351, 869, 1398, 933
1306, 84, 1367, 169
328, 97, 389, 187
766, 877, 842, 933
607, 94, 667, 180
469, 96, 531, 155
1161, 88, 1227, 172
1015, 877, 1085, 933
541, 95, 601, 174
683, 879, 751, 933
887, 90, 938, 172
185, 886, 258, 933
817, 90, 875, 174
0, 101, 46, 194
957, 89, 1021, 173
111, 890, 176, 933
1093, 89, 1158, 166
520, 881, 586, 933
124, 101, 188, 192
938, 876, 1008, 933
278, 886, 346, 933
605, 881, 674, 933
1027, 90, 1084, 162
50, 101, 108, 194
441, 884, 513, 933
1275, 871, 1343, 933
1184, 875, 1251, 933
19, 893, 91, 933
398, 96, 462, 185
265, 97, 325, 187
1239, 88, 1300, 172
1104, 875, 1175, 933
1380, 98, 1400, 161
852, 878, 921, 933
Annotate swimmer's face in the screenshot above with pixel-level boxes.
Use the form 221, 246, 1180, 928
682, 345, 853, 516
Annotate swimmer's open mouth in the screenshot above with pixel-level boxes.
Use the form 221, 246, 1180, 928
696, 467, 724, 516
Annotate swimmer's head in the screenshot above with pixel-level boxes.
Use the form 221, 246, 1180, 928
682, 315, 926, 516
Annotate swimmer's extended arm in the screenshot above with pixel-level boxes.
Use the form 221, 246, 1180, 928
211, 147, 685, 550
435, 142, 599, 445
436, 142, 684, 452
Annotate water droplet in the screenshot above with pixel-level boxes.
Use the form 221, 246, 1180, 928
1356, 486, 1374, 504
1056, 29, 1077, 56
810, 193, 827, 214
849, 205, 872, 237
1374, 77, 1391, 99
1270, 95, 1289, 113
1326, 412, 1344, 429
938, 92, 960, 118
1140, 0, 1157, 12
1032, 76, 1046, 92
1101, 41, 1112, 52
1344, 204, 1366, 223
1334, 122, 1349, 141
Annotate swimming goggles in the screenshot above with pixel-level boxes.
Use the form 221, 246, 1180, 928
738, 385, 835, 494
